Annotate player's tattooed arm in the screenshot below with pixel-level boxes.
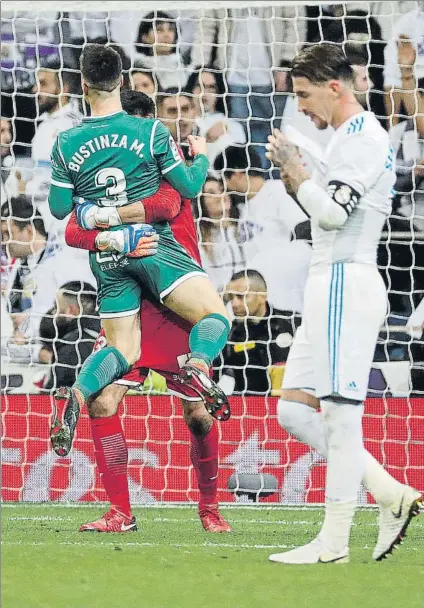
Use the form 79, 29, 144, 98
266, 129, 310, 194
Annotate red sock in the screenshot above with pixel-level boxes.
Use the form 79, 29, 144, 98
90, 413, 131, 519
190, 422, 219, 510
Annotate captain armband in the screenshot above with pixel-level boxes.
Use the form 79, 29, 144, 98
327, 181, 361, 217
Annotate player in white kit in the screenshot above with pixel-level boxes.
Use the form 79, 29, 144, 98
266, 44, 422, 564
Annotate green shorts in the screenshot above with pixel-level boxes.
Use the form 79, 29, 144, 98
89, 225, 206, 319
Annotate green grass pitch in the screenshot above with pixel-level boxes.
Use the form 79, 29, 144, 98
2, 504, 423, 608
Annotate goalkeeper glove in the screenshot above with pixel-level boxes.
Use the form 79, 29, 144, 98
95, 224, 159, 257
74, 197, 122, 229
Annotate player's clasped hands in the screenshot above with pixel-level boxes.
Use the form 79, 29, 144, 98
114, 224, 159, 258
74, 197, 159, 258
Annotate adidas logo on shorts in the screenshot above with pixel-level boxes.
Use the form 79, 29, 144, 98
347, 381, 358, 391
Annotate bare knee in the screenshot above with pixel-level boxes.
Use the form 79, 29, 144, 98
280, 389, 320, 410
164, 277, 228, 324
182, 399, 213, 436
88, 384, 128, 418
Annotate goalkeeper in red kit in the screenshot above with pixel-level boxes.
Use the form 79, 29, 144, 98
62, 90, 231, 533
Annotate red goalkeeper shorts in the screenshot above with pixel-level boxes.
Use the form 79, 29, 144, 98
93, 300, 200, 401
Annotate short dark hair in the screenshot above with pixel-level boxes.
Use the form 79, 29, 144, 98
214, 146, 263, 177
121, 89, 155, 117
135, 11, 178, 56
417, 77, 424, 95
156, 87, 192, 107
130, 65, 161, 93
80, 44, 122, 92
230, 269, 267, 292
344, 43, 368, 67
291, 43, 354, 85
60, 281, 97, 314
1, 195, 47, 239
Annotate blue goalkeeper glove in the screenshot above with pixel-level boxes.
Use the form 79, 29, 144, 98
74, 197, 122, 230
95, 224, 159, 257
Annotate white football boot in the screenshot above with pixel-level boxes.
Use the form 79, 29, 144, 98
269, 537, 349, 565
373, 486, 423, 561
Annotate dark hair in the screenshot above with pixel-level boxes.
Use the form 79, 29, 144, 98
130, 65, 161, 93
60, 281, 97, 314
1, 195, 47, 239
185, 66, 227, 115
121, 89, 155, 117
344, 43, 368, 67
214, 145, 263, 177
80, 44, 122, 92
135, 11, 177, 56
230, 269, 267, 292
197, 176, 239, 250
417, 77, 424, 94
156, 87, 192, 107
291, 43, 354, 84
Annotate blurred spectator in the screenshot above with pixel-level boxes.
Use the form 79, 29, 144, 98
214, 146, 311, 312
383, 2, 424, 125
1, 10, 59, 91
156, 88, 195, 158
1, 196, 94, 362
134, 11, 190, 91
390, 75, 424, 231
215, 269, 301, 395
1, 117, 13, 204
38, 281, 100, 389
196, 176, 245, 291
129, 65, 160, 99
186, 67, 246, 169
192, 6, 306, 167
5, 59, 81, 205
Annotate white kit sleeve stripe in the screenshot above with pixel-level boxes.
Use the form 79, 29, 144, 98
150, 120, 160, 158
51, 179, 74, 189
57, 138, 67, 168
162, 159, 182, 175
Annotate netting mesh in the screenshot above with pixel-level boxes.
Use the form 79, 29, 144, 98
1, 1, 423, 504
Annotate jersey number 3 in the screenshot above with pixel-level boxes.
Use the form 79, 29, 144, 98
95, 167, 128, 207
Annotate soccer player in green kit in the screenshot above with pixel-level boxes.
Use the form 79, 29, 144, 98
48, 45, 230, 456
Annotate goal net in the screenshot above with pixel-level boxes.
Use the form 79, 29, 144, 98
1, 1, 423, 505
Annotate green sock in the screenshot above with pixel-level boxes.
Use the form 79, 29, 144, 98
74, 346, 130, 401
189, 313, 230, 367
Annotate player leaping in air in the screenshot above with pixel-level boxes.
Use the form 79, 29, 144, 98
61, 90, 231, 533
48, 45, 231, 457
266, 44, 422, 564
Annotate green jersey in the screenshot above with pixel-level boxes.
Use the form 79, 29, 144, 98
49, 110, 209, 220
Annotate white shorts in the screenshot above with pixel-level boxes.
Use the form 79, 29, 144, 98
283, 263, 387, 401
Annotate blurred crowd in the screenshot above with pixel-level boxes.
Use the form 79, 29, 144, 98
1, 3, 423, 395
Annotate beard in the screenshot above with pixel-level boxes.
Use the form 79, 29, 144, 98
37, 96, 58, 114
314, 116, 329, 130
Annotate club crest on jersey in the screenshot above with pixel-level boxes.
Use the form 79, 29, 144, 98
169, 136, 180, 162
334, 185, 352, 205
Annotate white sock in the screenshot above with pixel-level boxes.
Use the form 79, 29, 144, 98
277, 399, 403, 507
320, 399, 365, 553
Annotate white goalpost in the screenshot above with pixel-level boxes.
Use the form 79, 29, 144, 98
1, 1, 423, 506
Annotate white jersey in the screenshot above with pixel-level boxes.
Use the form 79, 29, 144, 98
311, 111, 396, 266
